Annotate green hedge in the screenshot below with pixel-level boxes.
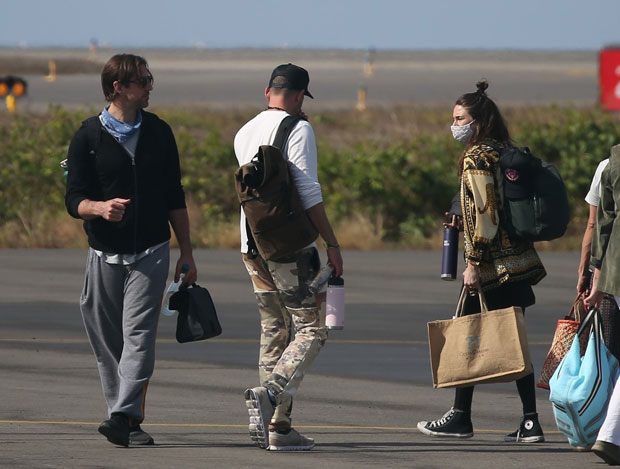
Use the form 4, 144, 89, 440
1, 105, 618, 246
0, 107, 86, 233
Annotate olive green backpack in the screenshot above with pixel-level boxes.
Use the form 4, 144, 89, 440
234, 116, 318, 261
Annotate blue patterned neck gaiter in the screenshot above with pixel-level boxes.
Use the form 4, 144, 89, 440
99, 107, 142, 143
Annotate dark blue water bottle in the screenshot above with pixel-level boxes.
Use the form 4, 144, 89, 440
441, 226, 459, 280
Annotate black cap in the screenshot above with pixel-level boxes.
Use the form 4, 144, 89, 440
268, 63, 314, 99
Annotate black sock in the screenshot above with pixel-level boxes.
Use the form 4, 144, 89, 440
454, 387, 474, 413
516, 372, 537, 415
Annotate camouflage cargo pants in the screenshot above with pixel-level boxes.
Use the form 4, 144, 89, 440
242, 247, 327, 427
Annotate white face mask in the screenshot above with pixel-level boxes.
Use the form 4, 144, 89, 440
451, 121, 475, 143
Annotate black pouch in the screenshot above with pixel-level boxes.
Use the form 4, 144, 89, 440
169, 284, 222, 343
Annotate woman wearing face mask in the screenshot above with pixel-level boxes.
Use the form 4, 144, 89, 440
417, 81, 547, 443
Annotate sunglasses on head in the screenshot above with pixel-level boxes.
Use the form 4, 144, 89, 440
129, 74, 153, 88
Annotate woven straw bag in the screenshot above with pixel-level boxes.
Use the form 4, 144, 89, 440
537, 296, 588, 389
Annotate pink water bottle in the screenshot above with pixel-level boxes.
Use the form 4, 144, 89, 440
326, 275, 345, 330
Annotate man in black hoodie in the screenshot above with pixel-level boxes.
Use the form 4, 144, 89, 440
65, 54, 197, 447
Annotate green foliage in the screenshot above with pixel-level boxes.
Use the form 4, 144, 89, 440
175, 127, 237, 222
318, 134, 460, 241
0, 107, 86, 233
1, 105, 619, 247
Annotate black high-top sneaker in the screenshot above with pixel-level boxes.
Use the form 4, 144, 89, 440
417, 407, 474, 438
504, 413, 545, 443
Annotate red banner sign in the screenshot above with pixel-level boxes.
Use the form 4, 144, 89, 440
600, 49, 620, 111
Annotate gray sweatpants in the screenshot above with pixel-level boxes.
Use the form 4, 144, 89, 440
80, 247, 169, 422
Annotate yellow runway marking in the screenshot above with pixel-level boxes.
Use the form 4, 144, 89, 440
0, 338, 553, 346
0, 420, 560, 434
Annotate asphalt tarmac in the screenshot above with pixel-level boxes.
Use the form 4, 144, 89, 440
1, 248, 611, 468
2, 48, 598, 112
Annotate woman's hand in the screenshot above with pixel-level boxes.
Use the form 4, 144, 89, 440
443, 213, 463, 232
463, 263, 481, 291
584, 288, 604, 310
584, 268, 603, 310
576, 272, 591, 297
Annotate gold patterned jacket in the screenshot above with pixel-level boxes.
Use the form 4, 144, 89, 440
460, 141, 546, 291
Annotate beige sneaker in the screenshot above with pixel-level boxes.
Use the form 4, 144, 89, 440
268, 428, 315, 451
592, 440, 620, 465
244, 387, 274, 449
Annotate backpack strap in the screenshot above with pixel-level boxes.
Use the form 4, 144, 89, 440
481, 139, 503, 155
272, 114, 305, 220
246, 218, 259, 259
62, 116, 101, 178
84, 116, 102, 157
272, 115, 304, 151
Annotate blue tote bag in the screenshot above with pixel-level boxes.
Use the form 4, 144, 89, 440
549, 307, 620, 447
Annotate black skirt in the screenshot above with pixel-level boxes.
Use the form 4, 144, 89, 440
462, 280, 535, 316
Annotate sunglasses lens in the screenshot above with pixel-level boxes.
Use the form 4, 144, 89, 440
128, 74, 152, 87
137, 76, 152, 87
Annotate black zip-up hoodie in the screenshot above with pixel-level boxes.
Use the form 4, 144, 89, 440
65, 111, 186, 254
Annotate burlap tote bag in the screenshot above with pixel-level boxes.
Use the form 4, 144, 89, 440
428, 288, 533, 389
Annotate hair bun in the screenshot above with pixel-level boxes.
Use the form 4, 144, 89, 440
476, 80, 489, 94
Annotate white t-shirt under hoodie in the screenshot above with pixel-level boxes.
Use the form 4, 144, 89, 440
233, 110, 323, 254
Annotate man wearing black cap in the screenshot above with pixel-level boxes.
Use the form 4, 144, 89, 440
235, 63, 343, 451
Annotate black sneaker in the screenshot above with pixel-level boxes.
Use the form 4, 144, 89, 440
129, 424, 155, 446
98, 413, 130, 447
504, 413, 545, 443
417, 408, 474, 438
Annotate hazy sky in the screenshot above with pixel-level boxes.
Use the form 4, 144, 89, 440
1, 0, 619, 50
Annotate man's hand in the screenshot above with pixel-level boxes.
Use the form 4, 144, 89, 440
175, 255, 197, 286
99, 198, 131, 222
168, 208, 196, 285
304, 202, 343, 277
326, 247, 343, 277
78, 198, 131, 221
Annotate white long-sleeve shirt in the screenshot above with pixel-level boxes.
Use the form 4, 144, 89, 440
234, 110, 323, 253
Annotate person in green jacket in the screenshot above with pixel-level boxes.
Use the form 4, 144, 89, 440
588, 144, 620, 308
585, 143, 620, 466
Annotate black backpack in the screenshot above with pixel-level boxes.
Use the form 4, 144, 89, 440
493, 144, 570, 242
234, 116, 319, 261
